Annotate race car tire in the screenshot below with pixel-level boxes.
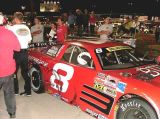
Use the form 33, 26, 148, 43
29, 65, 44, 94
116, 98, 158, 119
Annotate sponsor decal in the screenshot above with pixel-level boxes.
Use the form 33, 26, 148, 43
86, 109, 107, 119
94, 83, 105, 91
117, 82, 127, 93
16, 28, 29, 36
29, 56, 48, 66
105, 75, 118, 88
94, 75, 121, 97
94, 82, 117, 97
47, 46, 59, 57
77, 52, 91, 66
137, 65, 160, 79
94, 77, 105, 85
97, 73, 106, 80
106, 46, 132, 52
104, 80, 117, 89
103, 86, 117, 97
96, 48, 103, 53
120, 100, 141, 112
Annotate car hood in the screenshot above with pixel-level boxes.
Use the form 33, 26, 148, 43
103, 64, 160, 88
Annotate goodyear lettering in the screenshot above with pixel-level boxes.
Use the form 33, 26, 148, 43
120, 100, 141, 112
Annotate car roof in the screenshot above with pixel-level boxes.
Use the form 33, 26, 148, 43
65, 39, 128, 49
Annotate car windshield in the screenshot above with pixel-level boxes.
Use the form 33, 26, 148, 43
95, 46, 154, 70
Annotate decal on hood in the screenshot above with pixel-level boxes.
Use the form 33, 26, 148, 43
136, 65, 160, 80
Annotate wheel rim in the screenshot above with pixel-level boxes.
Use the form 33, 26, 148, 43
123, 108, 149, 119
31, 70, 40, 91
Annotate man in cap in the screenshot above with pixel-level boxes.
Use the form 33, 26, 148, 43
97, 17, 113, 41
0, 14, 20, 118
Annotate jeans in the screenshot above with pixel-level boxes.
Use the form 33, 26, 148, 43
14, 50, 31, 94
0, 74, 16, 114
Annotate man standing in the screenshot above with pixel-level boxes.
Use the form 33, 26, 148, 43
97, 17, 113, 41
0, 14, 20, 118
75, 9, 83, 37
31, 17, 44, 43
57, 17, 68, 43
9, 12, 32, 96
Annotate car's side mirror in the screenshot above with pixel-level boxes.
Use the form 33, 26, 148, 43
77, 52, 91, 66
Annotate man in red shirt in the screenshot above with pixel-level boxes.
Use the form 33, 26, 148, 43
0, 14, 20, 118
56, 17, 68, 43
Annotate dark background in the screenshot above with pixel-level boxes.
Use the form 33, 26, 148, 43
0, 0, 160, 16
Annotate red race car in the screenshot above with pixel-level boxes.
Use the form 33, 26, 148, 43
28, 40, 160, 119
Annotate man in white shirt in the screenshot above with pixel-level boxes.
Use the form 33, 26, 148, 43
9, 12, 32, 96
97, 17, 113, 41
31, 17, 44, 43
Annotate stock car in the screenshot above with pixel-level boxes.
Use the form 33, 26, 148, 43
28, 40, 160, 119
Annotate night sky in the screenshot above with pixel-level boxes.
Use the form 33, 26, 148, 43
0, 0, 160, 16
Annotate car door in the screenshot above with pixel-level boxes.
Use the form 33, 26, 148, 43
60, 45, 114, 118
68, 46, 114, 119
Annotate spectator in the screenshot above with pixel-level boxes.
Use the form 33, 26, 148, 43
57, 17, 68, 43
0, 14, 20, 118
118, 17, 132, 35
82, 9, 89, 34
9, 12, 32, 96
47, 22, 57, 42
68, 11, 76, 36
97, 17, 113, 41
75, 9, 83, 37
89, 11, 96, 35
61, 12, 68, 23
31, 17, 44, 43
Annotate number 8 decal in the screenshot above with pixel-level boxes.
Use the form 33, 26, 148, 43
50, 63, 74, 93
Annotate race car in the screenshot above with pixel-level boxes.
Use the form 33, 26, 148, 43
28, 40, 160, 119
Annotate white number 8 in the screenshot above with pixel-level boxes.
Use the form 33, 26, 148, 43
50, 63, 74, 93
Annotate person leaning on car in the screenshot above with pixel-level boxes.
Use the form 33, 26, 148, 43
8, 12, 32, 96
0, 14, 21, 118
97, 17, 113, 41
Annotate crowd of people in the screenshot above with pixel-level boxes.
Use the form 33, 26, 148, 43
25, 8, 115, 43
0, 9, 160, 118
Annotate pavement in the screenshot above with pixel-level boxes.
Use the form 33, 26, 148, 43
0, 72, 94, 119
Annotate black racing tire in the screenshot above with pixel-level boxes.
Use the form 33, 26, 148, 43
29, 65, 44, 94
116, 98, 158, 119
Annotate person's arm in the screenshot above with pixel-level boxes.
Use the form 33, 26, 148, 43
64, 25, 68, 40
12, 33, 21, 51
31, 30, 42, 36
31, 26, 42, 36
97, 30, 111, 35
27, 27, 32, 44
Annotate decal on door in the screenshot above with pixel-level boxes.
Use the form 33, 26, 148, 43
50, 63, 74, 93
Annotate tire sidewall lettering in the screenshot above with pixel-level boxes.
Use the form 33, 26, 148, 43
120, 100, 141, 112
